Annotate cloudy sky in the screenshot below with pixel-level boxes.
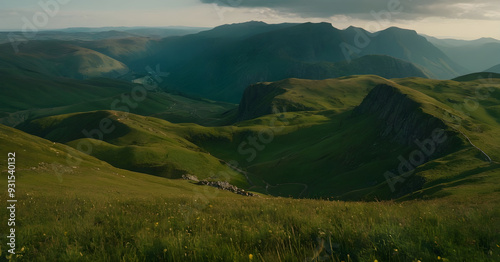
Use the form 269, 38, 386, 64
1, 0, 499, 39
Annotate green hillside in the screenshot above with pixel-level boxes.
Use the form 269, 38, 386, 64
1, 106, 500, 261
19, 75, 500, 201
237, 75, 394, 120
0, 123, 205, 197
18, 111, 246, 185
452, 72, 500, 82
0, 68, 236, 127
196, 76, 500, 199
0, 41, 129, 79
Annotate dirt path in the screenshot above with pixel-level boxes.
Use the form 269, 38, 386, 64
225, 162, 255, 187
457, 129, 492, 162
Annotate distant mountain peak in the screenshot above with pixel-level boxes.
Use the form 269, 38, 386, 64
226, 21, 267, 26
382, 26, 418, 35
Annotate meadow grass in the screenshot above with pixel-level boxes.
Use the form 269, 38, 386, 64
2, 188, 500, 261
1, 122, 499, 261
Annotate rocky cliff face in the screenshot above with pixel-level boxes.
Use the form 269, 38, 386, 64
237, 82, 286, 121
353, 84, 465, 197
353, 84, 462, 150
237, 81, 314, 121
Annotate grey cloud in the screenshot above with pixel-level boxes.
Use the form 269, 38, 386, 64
200, 0, 500, 20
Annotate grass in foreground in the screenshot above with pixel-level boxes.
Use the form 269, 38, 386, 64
1, 122, 499, 261
1, 189, 500, 261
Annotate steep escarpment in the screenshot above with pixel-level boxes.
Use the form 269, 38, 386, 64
237, 82, 288, 121
237, 75, 393, 121
352, 84, 468, 197
354, 84, 463, 150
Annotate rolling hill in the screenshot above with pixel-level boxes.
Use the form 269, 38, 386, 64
0, 40, 130, 79
452, 72, 500, 82
17, 75, 500, 201
485, 64, 500, 74
2, 122, 499, 261
237, 75, 393, 121
0, 123, 206, 197
18, 110, 246, 185
195, 75, 500, 199
0, 68, 237, 127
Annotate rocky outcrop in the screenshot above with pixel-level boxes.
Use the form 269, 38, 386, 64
353, 84, 464, 197
236, 80, 321, 121
353, 84, 456, 147
196, 180, 258, 197
181, 174, 199, 182
236, 82, 287, 121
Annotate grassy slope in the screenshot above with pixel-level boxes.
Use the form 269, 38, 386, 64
17, 75, 500, 201
0, 41, 129, 79
237, 75, 394, 120
393, 76, 500, 161
0, 69, 236, 127
197, 76, 500, 200
266, 75, 392, 112
452, 72, 500, 82
1, 124, 499, 261
0, 69, 129, 114
18, 111, 246, 186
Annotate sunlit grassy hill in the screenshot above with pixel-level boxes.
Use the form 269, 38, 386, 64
17, 75, 500, 202
0, 41, 129, 79
1, 122, 499, 261
18, 111, 246, 185
0, 68, 236, 127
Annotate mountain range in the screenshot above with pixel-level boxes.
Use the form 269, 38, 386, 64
1, 21, 474, 103
426, 35, 500, 72
1, 21, 500, 260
